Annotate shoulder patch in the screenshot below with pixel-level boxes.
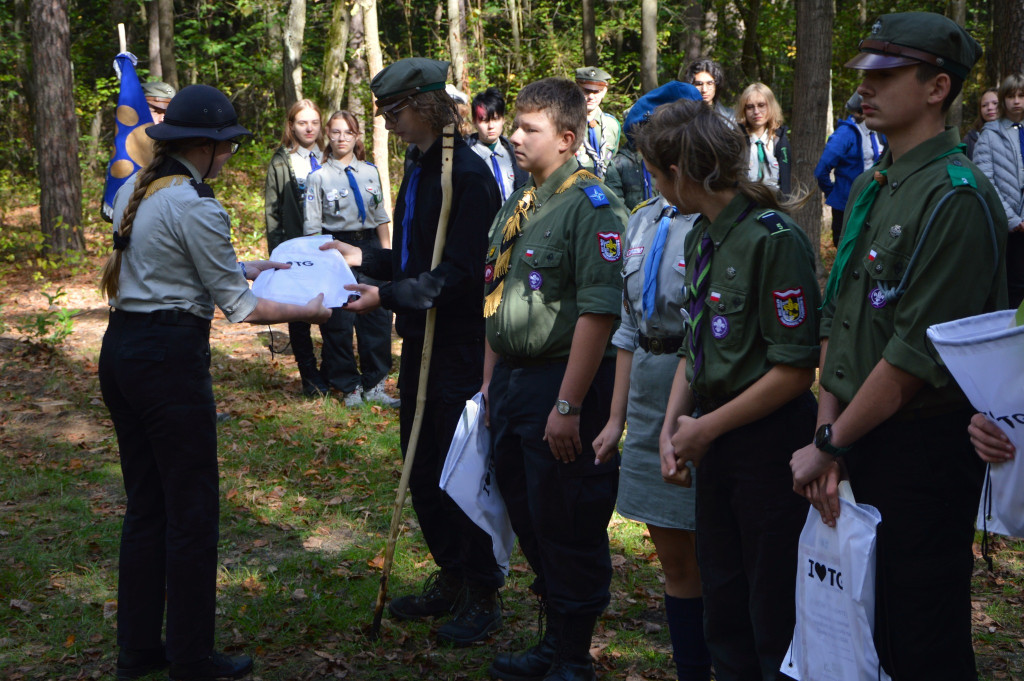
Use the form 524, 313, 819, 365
630, 196, 658, 215
947, 162, 976, 189
366, 161, 376, 167
756, 210, 790, 236
598, 232, 621, 261
582, 184, 610, 208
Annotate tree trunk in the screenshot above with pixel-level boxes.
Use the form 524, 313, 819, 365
989, 0, 1024, 92
681, 0, 703, 66
146, 0, 162, 79
29, 0, 83, 253
347, 2, 366, 120
640, 0, 658, 91
358, 0, 392, 221
506, 0, 524, 74
447, 0, 467, 92
321, 0, 350, 112
395, 0, 414, 55
736, 0, 762, 84
947, 0, 966, 128
283, 0, 306, 106
582, 0, 597, 66
790, 0, 833, 276
156, 0, 177, 90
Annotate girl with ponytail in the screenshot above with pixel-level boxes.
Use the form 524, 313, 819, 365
100, 85, 330, 681
644, 98, 822, 680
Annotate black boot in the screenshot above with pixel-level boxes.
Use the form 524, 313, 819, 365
389, 570, 463, 621
297, 360, 329, 397
115, 645, 168, 680
489, 602, 559, 681
168, 651, 253, 680
437, 583, 502, 646
542, 613, 598, 681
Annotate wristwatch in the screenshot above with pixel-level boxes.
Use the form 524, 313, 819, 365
555, 399, 581, 416
814, 423, 851, 458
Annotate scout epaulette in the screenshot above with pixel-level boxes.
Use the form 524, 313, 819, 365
631, 196, 658, 215
946, 161, 976, 189
756, 210, 790, 236
143, 175, 191, 199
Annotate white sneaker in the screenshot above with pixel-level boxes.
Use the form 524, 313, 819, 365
363, 380, 400, 408
343, 386, 363, 407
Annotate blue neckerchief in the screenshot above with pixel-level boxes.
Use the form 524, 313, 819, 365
641, 159, 653, 201
642, 205, 677, 319
401, 165, 422, 271
344, 165, 366, 225
869, 131, 880, 163
490, 154, 506, 202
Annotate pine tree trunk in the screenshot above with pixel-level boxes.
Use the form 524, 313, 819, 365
790, 0, 833, 276
736, 0, 762, 84
347, 2, 366, 120
29, 0, 83, 253
640, 0, 658, 91
990, 0, 1024, 89
358, 0, 392, 222
506, 0, 524, 74
283, 0, 306, 106
321, 0, 350, 112
681, 0, 703, 67
582, 0, 597, 66
146, 0, 162, 79
157, 0, 177, 90
447, 0, 467, 91
947, 0, 966, 128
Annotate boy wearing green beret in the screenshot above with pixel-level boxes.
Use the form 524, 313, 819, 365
791, 13, 1008, 679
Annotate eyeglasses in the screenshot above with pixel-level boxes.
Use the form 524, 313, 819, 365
329, 130, 358, 139
692, 79, 716, 90
382, 98, 413, 124
745, 102, 768, 111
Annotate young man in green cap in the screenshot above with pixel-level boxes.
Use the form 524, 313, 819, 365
324, 57, 504, 646
790, 12, 1007, 679
142, 81, 175, 124
482, 77, 627, 681
572, 67, 625, 203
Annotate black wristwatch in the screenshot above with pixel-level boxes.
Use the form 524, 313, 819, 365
555, 399, 581, 416
814, 423, 851, 458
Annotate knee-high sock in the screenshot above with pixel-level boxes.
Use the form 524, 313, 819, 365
664, 594, 711, 681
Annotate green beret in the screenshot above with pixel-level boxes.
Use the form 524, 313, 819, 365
575, 66, 612, 85
142, 81, 176, 101
845, 12, 981, 80
371, 58, 450, 112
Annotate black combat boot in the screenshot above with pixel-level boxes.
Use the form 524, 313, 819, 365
388, 570, 463, 620
437, 582, 503, 646
542, 613, 598, 681
297, 360, 329, 397
489, 600, 559, 681
115, 645, 168, 680
168, 651, 253, 680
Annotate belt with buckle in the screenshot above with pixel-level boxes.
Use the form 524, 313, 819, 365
638, 334, 684, 355
325, 228, 376, 242
111, 308, 210, 328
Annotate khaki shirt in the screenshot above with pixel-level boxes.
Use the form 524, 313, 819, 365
681, 194, 821, 400
486, 158, 628, 360
303, 158, 389, 235
822, 127, 1008, 412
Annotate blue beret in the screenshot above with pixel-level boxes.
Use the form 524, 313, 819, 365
623, 81, 702, 141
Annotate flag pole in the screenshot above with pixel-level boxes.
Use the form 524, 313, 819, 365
118, 23, 126, 53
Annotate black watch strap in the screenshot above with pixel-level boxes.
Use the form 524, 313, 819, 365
815, 423, 851, 458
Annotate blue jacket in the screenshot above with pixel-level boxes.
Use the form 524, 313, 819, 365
814, 117, 883, 212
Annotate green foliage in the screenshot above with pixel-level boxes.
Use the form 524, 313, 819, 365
15, 287, 76, 348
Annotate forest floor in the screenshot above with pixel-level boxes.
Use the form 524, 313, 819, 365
1, 182, 1023, 680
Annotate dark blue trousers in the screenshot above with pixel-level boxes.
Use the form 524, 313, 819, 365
490, 357, 618, 615
98, 310, 219, 664
398, 338, 503, 589
695, 391, 815, 681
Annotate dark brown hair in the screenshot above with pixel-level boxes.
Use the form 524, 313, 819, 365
514, 78, 587, 153
408, 89, 463, 136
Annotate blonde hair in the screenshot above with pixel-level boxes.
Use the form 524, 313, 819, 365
635, 99, 794, 213
736, 82, 784, 137
279, 99, 324, 152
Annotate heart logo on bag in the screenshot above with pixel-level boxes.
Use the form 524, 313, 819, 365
814, 562, 828, 581
806, 558, 844, 590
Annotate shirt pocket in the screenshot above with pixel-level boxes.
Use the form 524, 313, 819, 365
861, 239, 911, 312
702, 284, 747, 349
519, 244, 564, 304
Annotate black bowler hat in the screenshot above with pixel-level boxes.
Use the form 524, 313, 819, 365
146, 84, 252, 142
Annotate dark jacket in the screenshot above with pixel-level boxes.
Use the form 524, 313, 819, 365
264, 146, 305, 253
813, 117, 885, 212
466, 133, 530, 191
775, 125, 793, 198
612, 145, 652, 211
362, 134, 501, 343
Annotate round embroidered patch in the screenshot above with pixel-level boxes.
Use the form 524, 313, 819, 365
484, 264, 494, 283
869, 287, 887, 309
711, 315, 730, 339
529, 270, 544, 290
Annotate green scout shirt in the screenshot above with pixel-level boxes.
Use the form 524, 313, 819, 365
485, 157, 628, 360
821, 127, 1008, 412
681, 194, 821, 400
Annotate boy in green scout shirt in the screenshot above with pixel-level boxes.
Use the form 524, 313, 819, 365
481, 77, 627, 681
791, 13, 1008, 680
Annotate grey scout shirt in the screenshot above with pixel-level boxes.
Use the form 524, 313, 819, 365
470, 140, 517, 203
110, 154, 258, 322
612, 197, 699, 350
303, 157, 389, 235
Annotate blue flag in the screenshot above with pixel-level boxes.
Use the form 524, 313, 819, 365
101, 53, 154, 222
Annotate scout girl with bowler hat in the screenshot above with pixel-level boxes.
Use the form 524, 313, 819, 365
100, 84, 331, 681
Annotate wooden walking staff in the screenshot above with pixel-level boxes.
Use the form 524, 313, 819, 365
371, 123, 456, 638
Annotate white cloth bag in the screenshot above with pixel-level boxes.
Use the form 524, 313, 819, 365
439, 393, 514, 575
782, 482, 890, 681
251, 234, 358, 308
927, 309, 1024, 537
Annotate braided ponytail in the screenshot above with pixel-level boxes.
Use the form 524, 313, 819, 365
99, 141, 171, 300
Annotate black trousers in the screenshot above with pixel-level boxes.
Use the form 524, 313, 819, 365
695, 391, 815, 681
98, 310, 219, 664
1007, 230, 1024, 309
490, 357, 619, 615
831, 208, 845, 248
398, 338, 503, 589
845, 408, 984, 681
320, 229, 393, 392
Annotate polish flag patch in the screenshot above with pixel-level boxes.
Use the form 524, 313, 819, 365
868, 249, 877, 261
525, 249, 534, 257
709, 291, 721, 303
